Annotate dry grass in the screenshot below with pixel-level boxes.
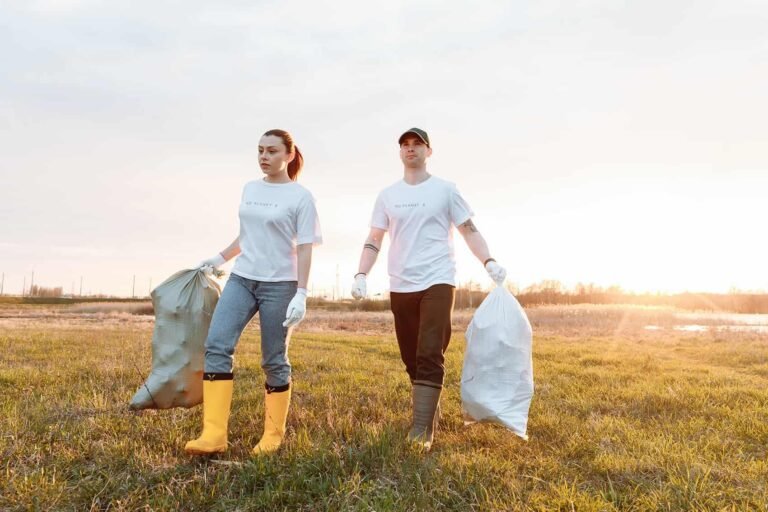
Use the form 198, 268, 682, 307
2, 303, 763, 336
1, 305, 767, 510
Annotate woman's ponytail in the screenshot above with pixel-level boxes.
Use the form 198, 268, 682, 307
288, 145, 303, 181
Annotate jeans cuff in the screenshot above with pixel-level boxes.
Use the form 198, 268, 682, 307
203, 372, 233, 381
265, 382, 290, 394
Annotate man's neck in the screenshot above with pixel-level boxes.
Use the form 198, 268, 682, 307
403, 167, 430, 185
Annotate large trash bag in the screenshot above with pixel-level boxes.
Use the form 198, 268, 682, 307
129, 268, 221, 409
461, 285, 534, 439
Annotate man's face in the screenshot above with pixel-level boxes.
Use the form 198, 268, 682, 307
399, 135, 432, 168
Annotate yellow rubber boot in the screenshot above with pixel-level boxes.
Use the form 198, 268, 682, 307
252, 384, 291, 455
185, 377, 233, 455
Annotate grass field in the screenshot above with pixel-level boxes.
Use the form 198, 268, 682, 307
1, 306, 767, 511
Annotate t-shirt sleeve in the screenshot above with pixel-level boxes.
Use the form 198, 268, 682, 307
450, 184, 474, 226
370, 192, 389, 230
296, 192, 323, 245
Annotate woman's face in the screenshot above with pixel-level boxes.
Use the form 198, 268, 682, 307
258, 135, 294, 177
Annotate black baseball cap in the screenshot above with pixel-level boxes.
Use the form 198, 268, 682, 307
398, 127, 430, 147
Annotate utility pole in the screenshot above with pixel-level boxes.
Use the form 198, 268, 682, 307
23, 276, 26, 297
132, 275, 136, 299
335, 264, 340, 302
79, 276, 83, 297
148, 278, 152, 297
30, 271, 35, 296
0, 272, 4, 296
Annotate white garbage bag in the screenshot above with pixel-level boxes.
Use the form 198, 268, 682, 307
129, 268, 221, 409
461, 286, 534, 440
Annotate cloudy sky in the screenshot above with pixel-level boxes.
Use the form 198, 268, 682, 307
1, 0, 766, 297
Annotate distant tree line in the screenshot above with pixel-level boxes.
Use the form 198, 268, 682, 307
463, 281, 768, 314
6, 280, 766, 314
308, 281, 768, 314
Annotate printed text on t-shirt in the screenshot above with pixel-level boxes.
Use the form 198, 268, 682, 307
245, 201, 278, 208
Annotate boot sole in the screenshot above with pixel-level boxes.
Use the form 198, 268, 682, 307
185, 446, 227, 455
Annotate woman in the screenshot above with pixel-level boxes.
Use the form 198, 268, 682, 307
185, 129, 322, 456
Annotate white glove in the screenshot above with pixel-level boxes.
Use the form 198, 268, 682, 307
351, 274, 367, 300
196, 253, 226, 270
283, 288, 308, 328
485, 260, 507, 285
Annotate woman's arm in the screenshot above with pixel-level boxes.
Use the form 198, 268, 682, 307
296, 242, 312, 289
198, 237, 240, 268
220, 237, 241, 261
283, 243, 313, 328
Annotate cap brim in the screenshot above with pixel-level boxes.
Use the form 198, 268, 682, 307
398, 131, 429, 146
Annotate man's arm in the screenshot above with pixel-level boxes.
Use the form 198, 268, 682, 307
456, 219, 491, 263
457, 218, 507, 284
356, 227, 387, 276
351, 227, 386, 299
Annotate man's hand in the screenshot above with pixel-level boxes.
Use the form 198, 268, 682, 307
485, 260, 507, 285
351, 273, 367, 300
283, 288, 308, 328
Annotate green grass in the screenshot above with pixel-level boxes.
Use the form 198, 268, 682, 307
1, 320, 767, 510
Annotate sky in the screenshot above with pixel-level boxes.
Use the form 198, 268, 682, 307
1, 0, 766, 297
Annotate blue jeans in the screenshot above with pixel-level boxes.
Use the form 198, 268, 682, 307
204, 274, 297, 387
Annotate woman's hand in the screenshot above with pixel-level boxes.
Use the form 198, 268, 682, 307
196, 253, 226, 269
283, 288, 308, 328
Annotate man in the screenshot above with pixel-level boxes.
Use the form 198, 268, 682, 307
351, 128, 506, 450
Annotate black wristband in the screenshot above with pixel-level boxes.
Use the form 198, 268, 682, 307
354, 272, 367, 278
483, 258, 496, 266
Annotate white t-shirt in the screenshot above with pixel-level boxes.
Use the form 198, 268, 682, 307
232, 179, 322, 282
370, 175, 474, 293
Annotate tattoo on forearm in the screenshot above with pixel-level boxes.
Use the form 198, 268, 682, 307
461, 219, 478, 233
364, 243, 380, 253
